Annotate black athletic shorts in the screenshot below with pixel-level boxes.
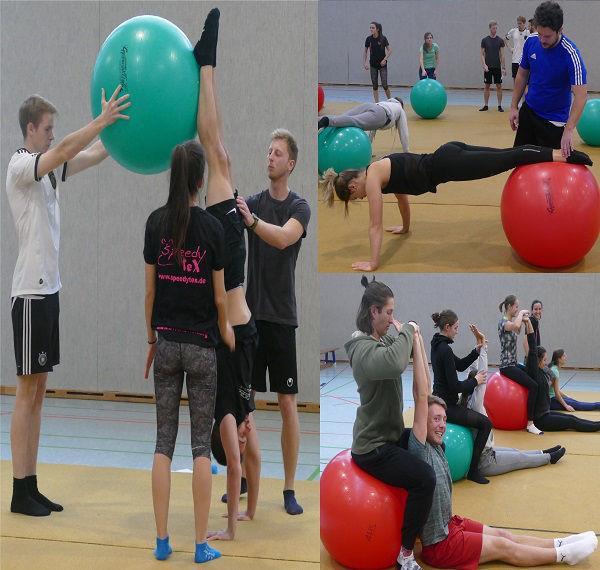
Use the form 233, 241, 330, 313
511, 63, 519, 79
11, 292, 60, 376
513, 101, 564, 149
252, 320, 298, 394
214, 320, 257, 425
484, 67, 502, 84
206, 195, 246, 291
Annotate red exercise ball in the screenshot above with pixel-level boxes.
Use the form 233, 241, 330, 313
501, 163, 600, 268
321, 449, 408, 570
484, 372, 528, 430
318, 84, 325, 112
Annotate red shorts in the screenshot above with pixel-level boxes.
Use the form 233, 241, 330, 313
421, 515, 484, 570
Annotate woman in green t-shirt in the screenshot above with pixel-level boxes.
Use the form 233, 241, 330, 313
419, 33, 439, 80
549, 350, 600, 411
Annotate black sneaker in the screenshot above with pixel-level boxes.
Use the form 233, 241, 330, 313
498, 106, 504, 112
479, 105, 489, 111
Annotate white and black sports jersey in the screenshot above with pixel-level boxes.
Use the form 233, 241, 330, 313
6, 149, 67, 296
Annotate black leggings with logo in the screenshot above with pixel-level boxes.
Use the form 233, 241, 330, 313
352, 437, 436, 551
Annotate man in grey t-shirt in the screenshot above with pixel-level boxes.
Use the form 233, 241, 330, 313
407, 374, 597, 566
480, 21, 506, 111
236, 129, 310, 516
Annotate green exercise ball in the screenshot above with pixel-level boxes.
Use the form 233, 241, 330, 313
318, 127, 372, 175
443, 423, 474, 481
91, 15, 199, 174
577, 99, 600, 147
410, 78, 447, 119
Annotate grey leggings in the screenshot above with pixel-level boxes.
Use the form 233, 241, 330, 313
479, 447, 550, 477
370, 65, 389, 90
328, 103, 389, 131
153, 337, 217, 460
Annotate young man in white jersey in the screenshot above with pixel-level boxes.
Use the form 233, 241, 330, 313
505, 16, 530, 83
7, 87, 130, 516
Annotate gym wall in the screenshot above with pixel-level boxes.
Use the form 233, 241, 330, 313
0, 1, 319, 405
319, 0, 600, 92
320, 274, 600, 369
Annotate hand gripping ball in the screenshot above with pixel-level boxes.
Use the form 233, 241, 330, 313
91, 15, 199, 174
501, 163, 600, 268
321, 449, 408, 570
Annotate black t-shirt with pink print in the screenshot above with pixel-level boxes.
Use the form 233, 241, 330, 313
144, 206, 225, 347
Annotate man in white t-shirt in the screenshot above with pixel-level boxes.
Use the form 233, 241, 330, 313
505, 16, 531, 83
7, 87, 130, 516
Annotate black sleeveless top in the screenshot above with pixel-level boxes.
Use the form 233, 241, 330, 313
377, 153, 437, 196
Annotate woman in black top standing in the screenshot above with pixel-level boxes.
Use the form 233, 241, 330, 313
143, 12, 234, 562
364, 21, 392, 102
319, 143, 591, 272
430, 310, 491, 484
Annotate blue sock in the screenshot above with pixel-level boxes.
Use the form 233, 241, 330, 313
154, 536, 172, 561
195, 542, 221, 563
283, 489, 303, 515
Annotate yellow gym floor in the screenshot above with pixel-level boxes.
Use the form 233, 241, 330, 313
1, 462, 319, 569
318, 102, 600, 273
320, 394, 600, 569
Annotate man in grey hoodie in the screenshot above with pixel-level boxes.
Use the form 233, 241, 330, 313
345, 276, 435, 570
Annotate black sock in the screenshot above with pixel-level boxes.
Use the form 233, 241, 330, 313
283, 489, 303, 515
567, 149, 593, 166
193, 8, 220, 67
550, 447, 566, 464
467, 470, 490, 485
220, 476, 247, 504
11, 477, 50, 517
26, 475, 63, 512
543, 445, 561, 454
318, 116, 329, 129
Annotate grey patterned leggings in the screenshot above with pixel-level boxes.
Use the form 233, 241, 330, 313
153, 337, 217, 460
328, 103, 389, 131
370, 65, 389, 91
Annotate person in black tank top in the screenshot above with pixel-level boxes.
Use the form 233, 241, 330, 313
319, 141, 592, 272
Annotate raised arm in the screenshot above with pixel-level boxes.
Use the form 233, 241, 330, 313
359, 324, 415, 380
504, 309, 528, 332
411, 331, 430, 445
37, 86, 130, 180
64, 141, 108, 178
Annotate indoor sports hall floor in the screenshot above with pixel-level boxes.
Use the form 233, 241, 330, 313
320, 361, 600, 569
318, 86, 600, 273
0, 397, 319, 569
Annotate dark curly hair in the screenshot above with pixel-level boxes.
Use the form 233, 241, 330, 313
534, 1, 563, 32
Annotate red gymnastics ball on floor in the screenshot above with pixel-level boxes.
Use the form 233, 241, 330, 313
484, 372, 528, 430
501, 163, 600, 268
320, 449, 408, 570
318, 84, 325, 112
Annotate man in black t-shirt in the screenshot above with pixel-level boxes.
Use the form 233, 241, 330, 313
236, 129, 310, 516
363, 21, 392, 102
480, 21, 506, 112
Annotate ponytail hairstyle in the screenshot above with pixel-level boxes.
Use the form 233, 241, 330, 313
499, 295, 517, 314
551, 349, 565, 367
163, 141, 206, 261
423, 32, 434, 53
536, 346, 547, 365
431, 309, 458, 331
371, 21, 383, 37
319, 167, 363, 216
356, 275, 394, 334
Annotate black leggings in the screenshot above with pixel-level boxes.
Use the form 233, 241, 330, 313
430, 141, 554, 186
535, 411, 600, 432
352, 438, 436, 551
500, 365, 538, 421
446, 404, 492, 475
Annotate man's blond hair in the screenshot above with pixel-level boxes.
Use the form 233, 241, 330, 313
271, 128, 298, 164
19, 95, 57, 138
